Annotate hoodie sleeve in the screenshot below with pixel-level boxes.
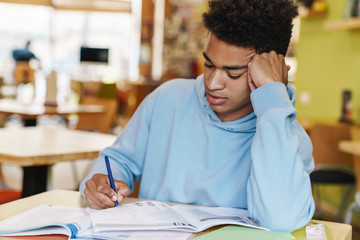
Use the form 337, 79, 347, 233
247, 82, 315, 232
79, 89, 158, 198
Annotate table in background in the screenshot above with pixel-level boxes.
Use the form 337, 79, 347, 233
297, 118, 347, 135
0, 127, 116, 197
339, 139, 360, 192
0, 190, 352, 240
338, 138, 360, 225
0, 98, 105, 126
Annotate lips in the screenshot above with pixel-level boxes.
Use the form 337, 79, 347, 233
206, 93, 227, 105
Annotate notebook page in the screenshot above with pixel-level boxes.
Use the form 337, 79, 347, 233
172, 204, 269, 232
89, 201, 193, 232
0, 205, 89, 236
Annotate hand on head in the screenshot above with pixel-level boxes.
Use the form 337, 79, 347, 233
84, 174, 130, 209
247, 51, 290, 91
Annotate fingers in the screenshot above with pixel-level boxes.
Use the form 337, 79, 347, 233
84, 174, 130, 209
284, 64, 289, 86
114, 180, 131, 202
84, 175, 116, 209
247, 68, 257, 91
247, 51, 288, 89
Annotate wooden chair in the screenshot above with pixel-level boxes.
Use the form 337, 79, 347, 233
128, 181, 141, 198
75, 96, 118, 134
0, 164, 4, 184
309, 123, 356, 222
0, 76, 3, 98
0, 188, 21, 204
14, 62, 35, 85
0, 164, 21, 204
71, 96, 118, 189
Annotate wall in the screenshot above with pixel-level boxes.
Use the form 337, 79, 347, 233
139, 0, 154, 78
162, 0, 208, 80
295, 0, 360, 122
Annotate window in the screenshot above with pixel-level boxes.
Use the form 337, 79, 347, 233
0, 2, 140, 85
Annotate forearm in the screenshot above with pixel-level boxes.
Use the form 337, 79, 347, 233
247, 83, 315, 232
80, 94, 155, 198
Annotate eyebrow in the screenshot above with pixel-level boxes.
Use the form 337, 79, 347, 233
202, 52, 248, 70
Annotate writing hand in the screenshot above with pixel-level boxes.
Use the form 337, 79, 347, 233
247, 51, 290, 91
84, 174, 130, 209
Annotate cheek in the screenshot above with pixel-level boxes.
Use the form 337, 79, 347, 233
203, 68, 212, 83
227, 78, 251, 101
203, 70, 209, 82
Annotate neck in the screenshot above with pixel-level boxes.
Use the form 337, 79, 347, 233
216, 105, 254, 122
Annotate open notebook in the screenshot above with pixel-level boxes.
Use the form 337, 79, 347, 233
88, 200, 268, 232
0, 200, 268, 239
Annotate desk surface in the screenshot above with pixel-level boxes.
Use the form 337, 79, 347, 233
339, 140, 360, 156
0, 127, 116, 166
0, 190, 352, 240
0, 99, 104, 118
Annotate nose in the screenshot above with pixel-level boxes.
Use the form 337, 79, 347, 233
206, 69, 225, 91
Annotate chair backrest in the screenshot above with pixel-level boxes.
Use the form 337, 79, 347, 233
310, 123, 353, 168
0, 164, 4, 184
128, 181, 141, 198
14, 62, 35, 85
75, 96, 118, 134
0, 189, 21, 204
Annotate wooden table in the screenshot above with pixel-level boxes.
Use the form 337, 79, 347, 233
339, 140, 360, 225
0, 127, 116, 197
0, 99, 104, 126
297, 118, 348, 135
339, 141, 360, 159
339, 140, 360, 191
0, 190, 352, 240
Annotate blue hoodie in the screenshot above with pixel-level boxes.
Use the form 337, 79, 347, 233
80, 75, 315, 232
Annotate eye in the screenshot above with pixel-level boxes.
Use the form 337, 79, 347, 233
227, 72, 245, 80
204, 63, 214, 68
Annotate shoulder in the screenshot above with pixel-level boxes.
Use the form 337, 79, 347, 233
157, 78, 196, 92
130, 78, 204, 129
141, 78, 197, 111
151, 78, 197, 100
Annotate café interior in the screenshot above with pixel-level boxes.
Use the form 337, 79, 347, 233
1, 0, 360, 237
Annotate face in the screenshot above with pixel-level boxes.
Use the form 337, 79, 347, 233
203, 33, 256, 122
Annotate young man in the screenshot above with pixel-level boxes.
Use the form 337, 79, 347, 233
80, 0, 315, 232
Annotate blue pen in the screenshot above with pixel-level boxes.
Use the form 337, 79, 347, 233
105, 155, 118, 206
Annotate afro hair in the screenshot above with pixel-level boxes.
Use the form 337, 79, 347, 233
203, 0, 298, 55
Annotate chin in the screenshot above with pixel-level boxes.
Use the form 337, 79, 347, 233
210, 105, 228, 114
